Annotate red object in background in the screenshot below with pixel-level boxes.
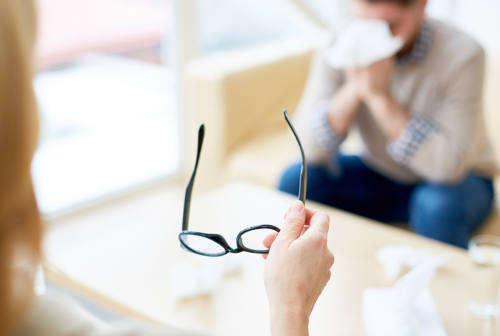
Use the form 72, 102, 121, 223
35, 0, 171, 68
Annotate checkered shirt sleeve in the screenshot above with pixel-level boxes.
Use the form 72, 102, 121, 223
387, 116, 435, 164
311, 102, 345, 153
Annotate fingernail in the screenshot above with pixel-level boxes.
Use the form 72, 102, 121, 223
291, 201, 304, 214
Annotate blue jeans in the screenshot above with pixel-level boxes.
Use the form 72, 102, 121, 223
278, 155, 495, 248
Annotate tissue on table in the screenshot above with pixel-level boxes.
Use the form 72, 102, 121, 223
325, 19, 404, 69
168, 255, 241, 299
363, 261, 448, 336
377, 245, 449, 281
363, 288, 446, 336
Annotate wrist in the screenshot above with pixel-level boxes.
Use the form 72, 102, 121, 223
364, 91, 391, 109
327, 82, 361, 136
364, 93, 410, 140
270, 306, 309, 336
344, 81, 361, 102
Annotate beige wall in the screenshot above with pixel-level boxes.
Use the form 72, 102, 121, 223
429, 0, 500, 160
450, 0, 500, 55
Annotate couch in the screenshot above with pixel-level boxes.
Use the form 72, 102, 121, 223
186, 34, 500, 236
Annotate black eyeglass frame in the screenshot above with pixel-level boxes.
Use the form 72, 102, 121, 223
179, 110, 307, 257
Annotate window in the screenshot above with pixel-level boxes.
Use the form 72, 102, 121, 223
33, 0, 338, 216
33, 0, 179, 215
195, 0, 322, 55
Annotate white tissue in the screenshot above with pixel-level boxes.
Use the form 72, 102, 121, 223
363, 288, 446, 336
363, 261, 448, 336
325, 19, 404, 69
168, 255, 242, 299
377, 245, 449, 281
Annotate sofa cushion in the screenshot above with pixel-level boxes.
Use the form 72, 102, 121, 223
224, 129, 362, 187
224, 130, 294, 188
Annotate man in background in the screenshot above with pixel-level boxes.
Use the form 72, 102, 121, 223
279, 0, 498, 248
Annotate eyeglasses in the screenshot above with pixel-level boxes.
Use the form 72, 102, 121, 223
179, 110, 307, 257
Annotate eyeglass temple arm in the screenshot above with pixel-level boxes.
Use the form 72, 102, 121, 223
182, 124, 205, 231
283, 110, 307, 204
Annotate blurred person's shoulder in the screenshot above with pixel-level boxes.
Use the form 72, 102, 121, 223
427, 18, 485, 70
14, 293, 202, 336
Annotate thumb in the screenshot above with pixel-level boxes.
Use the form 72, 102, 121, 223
277, 201, 306, 243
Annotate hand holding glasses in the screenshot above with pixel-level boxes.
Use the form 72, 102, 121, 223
179, 110, 307, 256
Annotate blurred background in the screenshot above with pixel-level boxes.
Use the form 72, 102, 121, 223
32, 0, 500, 332
33, 0, 499, 217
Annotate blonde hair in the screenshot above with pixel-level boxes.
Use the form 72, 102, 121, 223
0, 0, 42, 334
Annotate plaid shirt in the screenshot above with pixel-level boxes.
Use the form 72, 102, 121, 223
313, 20, 435, 164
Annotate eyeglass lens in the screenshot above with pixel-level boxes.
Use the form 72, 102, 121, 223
180, 234, 226, 256
239, 227, 278, 252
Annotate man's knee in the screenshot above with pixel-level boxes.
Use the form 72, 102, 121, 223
410, 184, 467, 245
411, 185, 463, 221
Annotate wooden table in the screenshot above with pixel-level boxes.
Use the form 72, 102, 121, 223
44, 181, 487, 335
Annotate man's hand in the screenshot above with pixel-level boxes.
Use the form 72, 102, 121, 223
327, 80, 361, 137
351, 57, 395, 102
263, 201, 334, 336
325, 58, 394, 138
349, 58, 409, 140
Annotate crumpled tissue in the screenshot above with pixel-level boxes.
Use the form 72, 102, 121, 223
325, 19, 404, 69
168, 255, 241, 299
377, 245, 449, 281
363, 246, 449, 336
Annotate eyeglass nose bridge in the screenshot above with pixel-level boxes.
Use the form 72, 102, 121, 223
226, 246, 243, 254
202, 233, 243, 253
200, 236, 241, 255
179, 224, 280, 256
